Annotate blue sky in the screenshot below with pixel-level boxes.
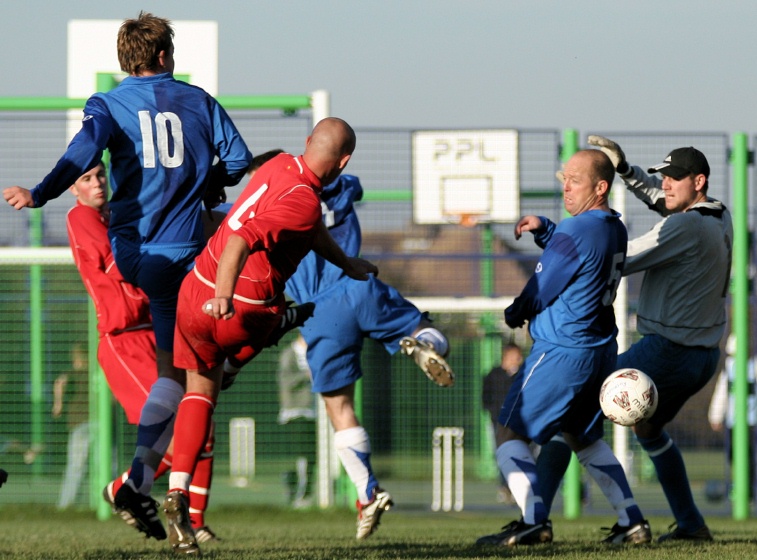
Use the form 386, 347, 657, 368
2, 1, 756, 134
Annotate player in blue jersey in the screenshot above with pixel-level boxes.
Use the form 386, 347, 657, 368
3, 12, 252, 539
241, 150, 454, 539
286, 176, 455, 540
476, 149, 650, 548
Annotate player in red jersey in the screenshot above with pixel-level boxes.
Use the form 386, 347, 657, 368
162, 117, 376, 555
66, 162, 218, 542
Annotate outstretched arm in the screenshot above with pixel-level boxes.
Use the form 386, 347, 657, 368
587, 135, 667, 215
312, 219, 378, 280
621, 166, 667, 215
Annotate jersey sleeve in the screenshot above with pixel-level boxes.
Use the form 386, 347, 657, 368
67, 204, 151, 333
624, 212, 699, 276
67, 206, 112, 287
31, 96, 111, 207
505, 230, 580, 327
531, 217, 555, 249
209, 101, 253, 187
622, 166, 667, 216
321, 175, 363, 228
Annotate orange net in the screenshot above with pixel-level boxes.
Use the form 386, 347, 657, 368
458, 213, 479, 228
447, 213, 486, 228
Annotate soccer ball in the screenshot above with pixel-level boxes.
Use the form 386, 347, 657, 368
599, 368, 658, 427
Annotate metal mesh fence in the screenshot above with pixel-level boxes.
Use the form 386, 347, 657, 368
0, 111, 747, 516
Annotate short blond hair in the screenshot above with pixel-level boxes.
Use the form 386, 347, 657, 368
117, 11, 174, 75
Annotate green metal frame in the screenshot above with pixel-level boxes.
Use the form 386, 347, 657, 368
730, 132, 750, 520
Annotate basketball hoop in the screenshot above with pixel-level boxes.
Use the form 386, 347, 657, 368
447, 212, 487, 228
458, 213, 478, 228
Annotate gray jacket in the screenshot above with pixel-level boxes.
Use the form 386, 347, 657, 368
621, 166, 733, 348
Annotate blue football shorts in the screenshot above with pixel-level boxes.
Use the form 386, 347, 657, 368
616, 333, 720, 426
498, 339, 618, 446
301, 276, 423, 393
111, 236, 200, 352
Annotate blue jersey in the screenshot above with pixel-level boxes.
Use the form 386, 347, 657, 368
506, 210, 627, 347
285, 174, 363, 302
31, 73, 252, 246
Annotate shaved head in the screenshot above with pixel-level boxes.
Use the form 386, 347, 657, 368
309, 118, 356, 157
303, 117, 356, 185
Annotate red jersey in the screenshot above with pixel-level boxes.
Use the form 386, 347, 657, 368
193, 153, 323, 303
66, 201, 156, 423
66, 202, 152, 334
174, 153, 323, 372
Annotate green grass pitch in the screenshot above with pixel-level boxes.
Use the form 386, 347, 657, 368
0, 505, 755, 559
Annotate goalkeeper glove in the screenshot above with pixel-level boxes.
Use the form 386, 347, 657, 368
587, 135, 630, 176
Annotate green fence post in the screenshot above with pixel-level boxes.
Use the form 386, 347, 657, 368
560, 129, 582, 520
477, 224, 500, 480
88, 300, 112, 519
730, 132, 750, 520
29, 210, 44, 477
88, 73, 117, 518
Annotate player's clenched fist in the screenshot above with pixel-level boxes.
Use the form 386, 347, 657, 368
3, 186, 35, 209
203, 298, 235, 320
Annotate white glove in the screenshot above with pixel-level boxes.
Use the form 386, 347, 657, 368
587, 135, 630, 175
555, 170, 565, 183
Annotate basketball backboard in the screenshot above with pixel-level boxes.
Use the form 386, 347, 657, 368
411, 129, 519, 225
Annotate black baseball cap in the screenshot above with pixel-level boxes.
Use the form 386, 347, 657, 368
648, 147, 710, 180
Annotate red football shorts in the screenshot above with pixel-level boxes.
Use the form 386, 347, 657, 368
174, 272, 284, 372
98, 328, 157, 424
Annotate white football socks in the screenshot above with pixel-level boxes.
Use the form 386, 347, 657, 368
414, 327, 449, 356
576, 439, 637, 526
334, 426, 374, 504
496, 440, 545, 524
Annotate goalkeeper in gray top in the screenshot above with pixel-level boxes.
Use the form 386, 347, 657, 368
539, 136, 732, 543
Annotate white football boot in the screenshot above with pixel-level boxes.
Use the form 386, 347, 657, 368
356, 488, 394, 540
399, 336, 455, 387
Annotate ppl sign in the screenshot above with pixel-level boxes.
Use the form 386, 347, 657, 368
412, 130, 519, 225
433, 138, 498, 161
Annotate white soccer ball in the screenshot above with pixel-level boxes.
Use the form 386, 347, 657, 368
599, 368, 658, 427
